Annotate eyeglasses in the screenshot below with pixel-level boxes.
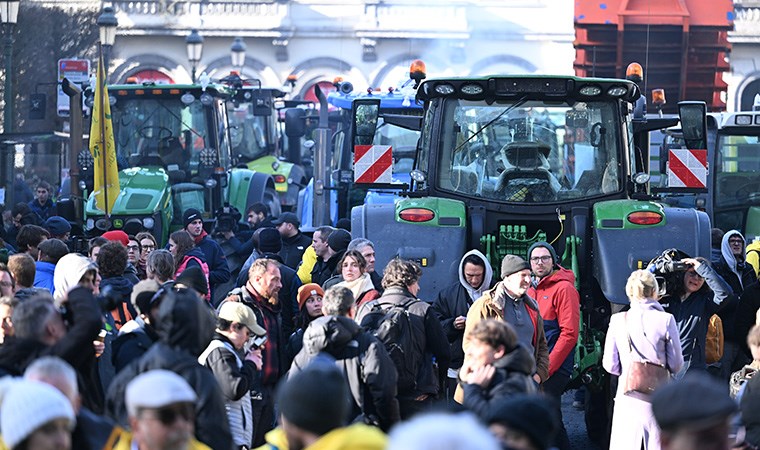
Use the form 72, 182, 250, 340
140, 403, 195, 426
530, 255, 552, 263
127, 245, 140, 251
729, 239, 743, 245
141, 245, 156, 251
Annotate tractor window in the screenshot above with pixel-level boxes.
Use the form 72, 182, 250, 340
228, 103, 268, 161
436, 99, 622, 203
715, 133, 760, 208
112, 98, 210, 179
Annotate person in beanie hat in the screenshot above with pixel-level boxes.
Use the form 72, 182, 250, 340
176, 265, 210, 299
0, 378, 76, 450
653, 373, 737, 450
312, 229, 351, 287
258, 356, 387, 450
284, 283, 324, 368
526, 241, 579, 450
102, 230, 129, 247
460, 254, 549, 392
43, 216, 72, 241
487, 394, 559, 450
181, 208, 230, 305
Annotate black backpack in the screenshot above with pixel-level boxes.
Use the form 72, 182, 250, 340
360, 299, 424, 392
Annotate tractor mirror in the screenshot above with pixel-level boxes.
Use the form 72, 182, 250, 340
351, 99, 380, 147
678, 101, 707, 150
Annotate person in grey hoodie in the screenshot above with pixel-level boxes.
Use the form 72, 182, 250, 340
432, 249, 493, 401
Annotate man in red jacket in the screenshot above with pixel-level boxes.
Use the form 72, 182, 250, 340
527, 241, 579, 450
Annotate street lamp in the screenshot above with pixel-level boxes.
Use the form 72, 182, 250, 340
97, 6, 118, 80
186, 29, 203, 83
0, 0, 19, 134
230, 37, 246, 72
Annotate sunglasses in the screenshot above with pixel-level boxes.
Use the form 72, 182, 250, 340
141, 403, 195, 426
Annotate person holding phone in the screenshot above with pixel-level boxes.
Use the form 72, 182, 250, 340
198, 302, 266, 449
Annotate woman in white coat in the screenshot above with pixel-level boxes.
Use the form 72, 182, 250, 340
603, 269, 684, 450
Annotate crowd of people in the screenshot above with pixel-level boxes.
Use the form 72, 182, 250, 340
0, 186, 758, 450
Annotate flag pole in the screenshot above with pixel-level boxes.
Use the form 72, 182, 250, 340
98, 43, 109, 217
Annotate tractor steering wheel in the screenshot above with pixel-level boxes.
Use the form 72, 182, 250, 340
138, 126, 173, 141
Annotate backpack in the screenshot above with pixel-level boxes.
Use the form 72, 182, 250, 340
360, 299, 425, 392
705, 314, 724, 364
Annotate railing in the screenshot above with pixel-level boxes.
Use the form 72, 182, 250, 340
112, 0, 283, 17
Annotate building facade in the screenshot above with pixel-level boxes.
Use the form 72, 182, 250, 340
103, 0, 574, 96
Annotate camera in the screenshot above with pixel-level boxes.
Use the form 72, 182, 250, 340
244, 334, 267, 354
213, 204, 242, 235
648, 248, 692, 297
59, 284, 122, 326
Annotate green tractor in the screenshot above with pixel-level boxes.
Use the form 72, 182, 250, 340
350, 72, 710, 445
221, 73, 308, 212
77, 82, 279, 245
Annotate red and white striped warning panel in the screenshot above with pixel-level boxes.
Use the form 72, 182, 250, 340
667, 148, 707, 188
354, 145, 392, 184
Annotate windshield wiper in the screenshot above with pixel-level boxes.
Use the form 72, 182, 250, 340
453, 95, 528, 155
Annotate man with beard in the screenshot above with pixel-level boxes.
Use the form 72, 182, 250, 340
223, 258, 283, 447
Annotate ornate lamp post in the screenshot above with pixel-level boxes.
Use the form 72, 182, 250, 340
97, 6, 118, 80
230, 37, 246, 72
186, 29, 203, 83
0, 0, 19, 133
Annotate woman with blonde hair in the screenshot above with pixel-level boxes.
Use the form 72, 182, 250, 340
602, 269, 684, 450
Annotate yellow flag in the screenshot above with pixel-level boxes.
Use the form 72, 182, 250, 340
88, 54, 120, 214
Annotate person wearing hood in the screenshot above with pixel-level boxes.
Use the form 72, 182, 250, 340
459, 319, 537, 421
461, 255, 549, 388
526, 241, 579, 449
290, 286, 400, 431
111, 280, 162, 373
432, 249, 494, 401
182, 208, 230, 303
104, 288, 232, 450
713, 230, 758, 379
169, 229, 210, 301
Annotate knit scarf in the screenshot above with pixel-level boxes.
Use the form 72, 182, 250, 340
337, 273, 375, 301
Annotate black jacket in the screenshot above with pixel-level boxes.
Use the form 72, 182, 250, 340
104, 291, 232, 450
355, 286, 451, 398
736, 281, 760, 359
0, 287, 103, 411
312, 251, 344, 288
196, 233, 232, 298
72, 407, 120, 450
111, 319, 159, 373
279, 232, 312, 270
713, 257, 758, 342
460, 344, 537, 420
432, 282, 472, 370
291, 315, 400, 431
662, 262, 734, 371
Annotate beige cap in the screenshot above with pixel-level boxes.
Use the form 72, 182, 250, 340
218, 302, 266, 336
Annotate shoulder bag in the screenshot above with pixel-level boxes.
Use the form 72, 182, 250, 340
623, 312, 671, 396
